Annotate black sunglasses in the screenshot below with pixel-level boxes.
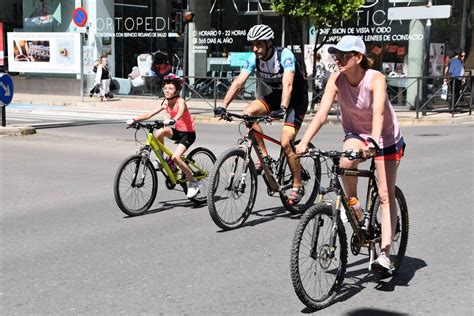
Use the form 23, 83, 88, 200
332, 52, 358, 62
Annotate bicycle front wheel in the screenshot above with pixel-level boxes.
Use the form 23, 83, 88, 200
207, 148, 258, 230
279, 141, 321, 214
184, 147, 216, 205
113, 155, 158, 216
371, 186, 409, 272
290, 203, 348, 310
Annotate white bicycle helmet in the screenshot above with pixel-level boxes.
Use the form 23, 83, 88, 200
247, 24, 274, 41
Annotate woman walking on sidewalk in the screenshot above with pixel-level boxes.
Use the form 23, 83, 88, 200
95, 56, 111, 102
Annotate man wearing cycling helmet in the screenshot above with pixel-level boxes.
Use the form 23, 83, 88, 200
215, 24, 308, 205
127, 73, 201, 198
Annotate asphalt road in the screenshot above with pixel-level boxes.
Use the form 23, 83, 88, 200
1, 121, 473, 315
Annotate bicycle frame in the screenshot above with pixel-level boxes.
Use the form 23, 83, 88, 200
143, 130, 209, 186
240, 123, 290, 193
314, 155, 379, 260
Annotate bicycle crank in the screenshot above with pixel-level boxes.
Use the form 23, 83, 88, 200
165, 177, 176, 190
350, 233, 362, 256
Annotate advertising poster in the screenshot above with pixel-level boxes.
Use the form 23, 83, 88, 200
229, 52, 253, 67
83, 45, 95, 75
304, 44, 338, 77
8, 32, 80, 73
23, 0, 62, 27
429, 43, 445, 76
0, 22, 4, 67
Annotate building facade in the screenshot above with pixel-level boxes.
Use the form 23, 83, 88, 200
1, 0, 472, 100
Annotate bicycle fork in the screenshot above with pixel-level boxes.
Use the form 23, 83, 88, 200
132, 150, 151, 188
225, 150, 248, 194
309, 193, 341, 261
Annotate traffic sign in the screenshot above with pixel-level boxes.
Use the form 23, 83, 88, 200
0, 73, 14, 105
72, 25, 87, 33
388, 5, 452, 20
72, 7, 88, 27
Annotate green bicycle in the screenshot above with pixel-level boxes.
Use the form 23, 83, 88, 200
114, 120, 216, 216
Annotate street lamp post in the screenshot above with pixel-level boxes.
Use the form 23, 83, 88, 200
182, 11, 195, 98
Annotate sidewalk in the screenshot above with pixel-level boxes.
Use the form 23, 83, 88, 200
1, 92, 473, 136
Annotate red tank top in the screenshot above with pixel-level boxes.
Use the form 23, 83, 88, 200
165, 98, 196, 132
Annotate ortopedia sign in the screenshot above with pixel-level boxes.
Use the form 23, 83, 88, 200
0, 73, 14, 105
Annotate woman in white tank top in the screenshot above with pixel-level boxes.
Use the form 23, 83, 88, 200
296, 35, 406, 274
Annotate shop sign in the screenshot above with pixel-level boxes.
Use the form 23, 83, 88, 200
388, 5, 452, 20
95, 17, 179, 38
317, 1, 440, 43
190, 29, 248, 55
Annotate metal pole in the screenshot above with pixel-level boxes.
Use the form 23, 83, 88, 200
80, 33, 84, 102
460, 0, 468, 50
422, 19, 431, 116
182, 23, 188, 99
1, 105, 5, 127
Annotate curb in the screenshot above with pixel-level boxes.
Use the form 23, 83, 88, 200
0, 125, 36, 136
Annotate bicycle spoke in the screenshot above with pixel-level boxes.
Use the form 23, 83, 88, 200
114, 156, 158, 216
208, 148, 257, 230
291, 205, 347, 309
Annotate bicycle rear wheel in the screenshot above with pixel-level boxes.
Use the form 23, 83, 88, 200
183, 147, 216, 205
279, 141, 321, 214
207, 148, 258, 230
371, 186, 409, 272
114, 155, 158, 216
290, 203, 347, 310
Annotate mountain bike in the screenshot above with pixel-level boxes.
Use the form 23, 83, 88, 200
114, 120, 216, 216
207, 111, 321, 230
290, 138, 409, 310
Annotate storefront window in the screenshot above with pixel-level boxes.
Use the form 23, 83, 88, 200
114, 0, 185, 78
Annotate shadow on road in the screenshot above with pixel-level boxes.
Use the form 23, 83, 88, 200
345, 308, 410, 315
243, 206, 292, 227
122, 197, 206, 218
213, 205, 297, 233
300, 256, 427, 314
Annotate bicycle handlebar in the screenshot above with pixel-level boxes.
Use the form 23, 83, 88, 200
302, 137, 382, 160
216, 111, 273, 124
306, 148, 365, 160
365, 136, 381, 152
126, 120, 172, 131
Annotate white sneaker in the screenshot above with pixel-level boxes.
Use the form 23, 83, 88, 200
186, 180, 201, 198
371, 252, 394, 275
152, 159, 162, 171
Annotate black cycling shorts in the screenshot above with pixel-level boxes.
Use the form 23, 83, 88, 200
170, 129, 196, 149
259, 89, 308, 130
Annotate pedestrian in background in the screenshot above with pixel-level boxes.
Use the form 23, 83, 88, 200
444, 48, 466, 108
308, 52, 327, 115
95, 56, 111, 102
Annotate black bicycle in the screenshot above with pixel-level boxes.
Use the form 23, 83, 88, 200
207, 111, 321, 230
290, 138, 409, 310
